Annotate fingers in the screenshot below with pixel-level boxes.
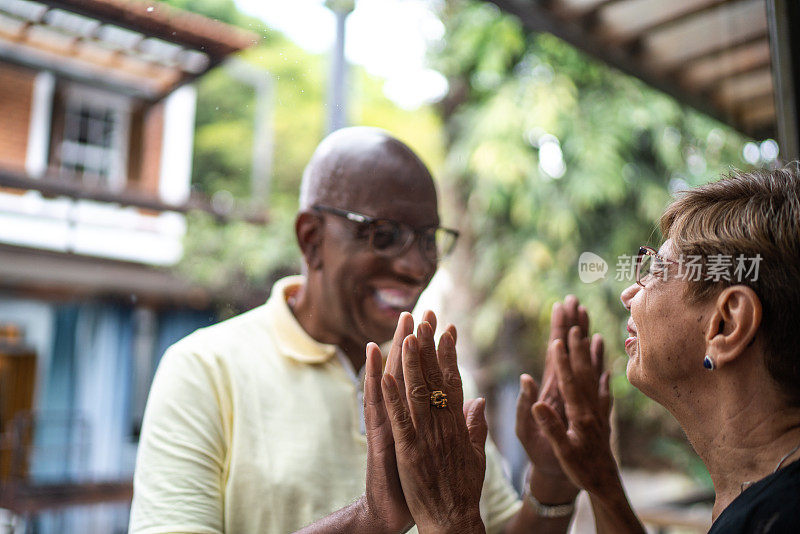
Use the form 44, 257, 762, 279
436, 324, 458, 371
551, 339, 579, 409
385, 312, 415, 388
417, 322, 444, 393
364, 343, 385, 417
422, 309, 437, 335
542, 303, 564, 397
544, 297, 578, 395
401, 335, 432, 429
549, 296, 588, 343
599, 371, 612, 418
563, 295, 579, 338
515, 374, 539, 433
567, 326, 594, 386
577, 305, 589, 338
532, 401, 570, 453
382, 373, 416, 448
464, 397, 488, 454
548, 301, 567, 344
437, 331, 464, 413
444, 323, 457, 346
590, 334, 605, 379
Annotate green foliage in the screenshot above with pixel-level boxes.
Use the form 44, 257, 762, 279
435, 0, 754, 475
177, 205, 300, 305
160, 0, 445, 301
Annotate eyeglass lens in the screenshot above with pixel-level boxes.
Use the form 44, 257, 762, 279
369, 222, 453, 261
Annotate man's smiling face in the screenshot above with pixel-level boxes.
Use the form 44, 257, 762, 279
311, 133, 440, 350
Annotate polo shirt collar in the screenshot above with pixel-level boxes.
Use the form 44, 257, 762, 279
266, 275, 337, 364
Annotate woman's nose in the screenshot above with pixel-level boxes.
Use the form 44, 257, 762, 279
620, 283, 640, 311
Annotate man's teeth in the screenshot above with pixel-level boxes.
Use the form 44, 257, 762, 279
375, 289, 413, 308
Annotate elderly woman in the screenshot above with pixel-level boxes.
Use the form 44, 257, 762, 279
534, 166, 800, 533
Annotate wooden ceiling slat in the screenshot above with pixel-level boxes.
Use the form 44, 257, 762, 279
551, 0, 619, 20
1, 30, 166, 96
18, 24, 178, 88
664, 33, 767, 75
0, 12, 31, 41
486, 0, 775, 139
598, 0, 728, 45
739, 96, 775, 129
715, 67, 774, 106
0, 0, 256, 100
37, 0, 257, 59
682, 40, 771, 90
24, 23, 80, 56
647, 0, 768, 69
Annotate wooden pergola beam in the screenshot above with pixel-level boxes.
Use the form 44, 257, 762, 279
485, 0, 758, 137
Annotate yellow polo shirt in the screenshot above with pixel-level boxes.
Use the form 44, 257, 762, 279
129, 276, 521, 534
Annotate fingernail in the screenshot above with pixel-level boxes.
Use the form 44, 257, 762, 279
440, 330, 452, 345
407, 336, 418, 352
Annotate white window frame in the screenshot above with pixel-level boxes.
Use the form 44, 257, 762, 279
59, 84, 131, 192
25, 71, 55, 178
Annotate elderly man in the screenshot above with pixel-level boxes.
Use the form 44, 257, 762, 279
130, 127, 581, 533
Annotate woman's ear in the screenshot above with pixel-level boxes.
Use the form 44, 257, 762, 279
295, 211, 324, 271
706, 285, 762, 368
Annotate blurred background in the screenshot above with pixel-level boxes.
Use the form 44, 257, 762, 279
0, 0, 793, 531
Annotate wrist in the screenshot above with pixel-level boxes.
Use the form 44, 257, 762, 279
417, 510, 485, 534
587, 476, 626, 505
356, 495, 408, 534
528, 465, 579, 505
581, 457, 626, 498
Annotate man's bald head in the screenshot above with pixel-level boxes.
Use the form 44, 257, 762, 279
298, 127, 436, 211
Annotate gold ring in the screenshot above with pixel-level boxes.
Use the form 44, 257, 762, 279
430, 390, 448, 409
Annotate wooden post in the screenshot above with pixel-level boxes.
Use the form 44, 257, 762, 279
766, 0, 800, 162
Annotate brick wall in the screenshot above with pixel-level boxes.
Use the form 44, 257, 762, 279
0, 63, 34, 170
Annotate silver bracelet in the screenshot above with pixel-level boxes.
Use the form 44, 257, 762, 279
522, 484, 576, 518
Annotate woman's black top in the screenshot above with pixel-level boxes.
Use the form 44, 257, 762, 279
708, 460, 800, 533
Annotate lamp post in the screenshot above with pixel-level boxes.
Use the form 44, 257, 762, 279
324, 0, 355, 133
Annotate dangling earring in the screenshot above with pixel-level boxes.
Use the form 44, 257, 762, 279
703, 355, 715, 370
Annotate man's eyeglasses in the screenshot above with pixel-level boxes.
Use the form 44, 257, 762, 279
635, 246, 679, 287
312, 205, 459, 262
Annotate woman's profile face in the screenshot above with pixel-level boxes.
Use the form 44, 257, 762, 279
620, 239, 714, 405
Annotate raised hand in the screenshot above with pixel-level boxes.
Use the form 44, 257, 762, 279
532, 327, 645, 534
532, 327, 612, 493
362, 338, 413, 534
380, 319, 487, 534
515, 297, 590, 503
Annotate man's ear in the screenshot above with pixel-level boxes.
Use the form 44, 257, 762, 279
705, 285, 762, 368
295, 211, 324, 270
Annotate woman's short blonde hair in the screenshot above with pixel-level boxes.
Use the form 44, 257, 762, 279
660, 164, 800, 404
